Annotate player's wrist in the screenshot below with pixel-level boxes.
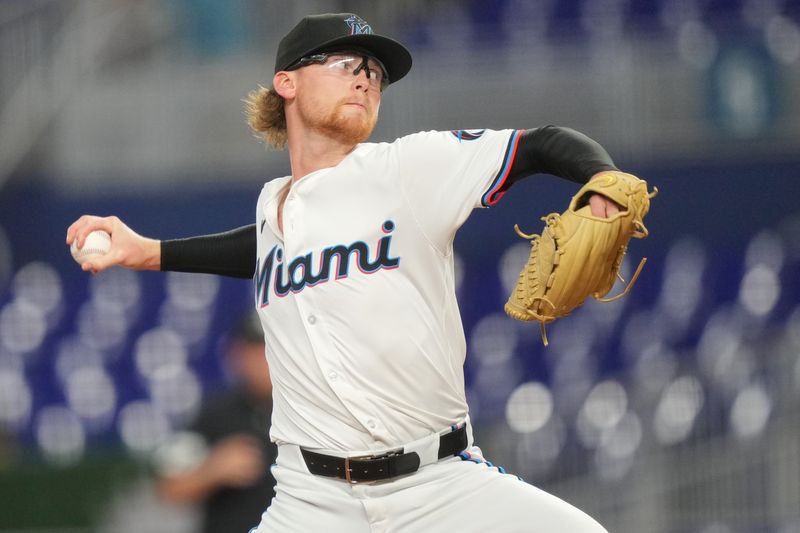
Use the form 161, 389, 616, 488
141, 238, 162, 270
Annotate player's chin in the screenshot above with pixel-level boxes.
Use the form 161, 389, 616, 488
340, 105, 376, 126
329, 113, 376, 144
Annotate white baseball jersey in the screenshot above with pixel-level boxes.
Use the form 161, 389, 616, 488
254, 128, 523, 453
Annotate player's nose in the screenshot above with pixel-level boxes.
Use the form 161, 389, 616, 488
353, 73, 370, 92
351, 66, 375, 92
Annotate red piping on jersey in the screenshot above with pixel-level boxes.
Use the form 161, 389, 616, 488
481, 129, 523, 207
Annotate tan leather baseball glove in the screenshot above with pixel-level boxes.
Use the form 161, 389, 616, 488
504, 171, 658, 345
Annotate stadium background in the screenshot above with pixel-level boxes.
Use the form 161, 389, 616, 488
1, 1, 800, 532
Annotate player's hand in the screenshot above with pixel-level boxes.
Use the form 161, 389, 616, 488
588, 194, 621, 218
66, 215, 161, 274
588, 172, 624, 218
203, 435, 266, 488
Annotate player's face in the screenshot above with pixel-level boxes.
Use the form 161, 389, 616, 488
292, 53, 383, 145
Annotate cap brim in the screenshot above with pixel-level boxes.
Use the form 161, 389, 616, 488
284, 34, 412, 85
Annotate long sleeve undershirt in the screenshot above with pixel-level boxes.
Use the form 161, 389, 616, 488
161, 225, 256, 279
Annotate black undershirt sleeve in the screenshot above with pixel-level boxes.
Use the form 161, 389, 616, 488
160, 224, 256, 279
501, 126, 618, 193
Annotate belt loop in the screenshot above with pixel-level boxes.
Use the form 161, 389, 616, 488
344, 456, 355, 484
464, 414, 474, 449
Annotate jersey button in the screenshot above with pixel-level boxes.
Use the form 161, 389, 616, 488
366, 419, 377, 430
328, 371, 338, 381
307, 315, 317, 325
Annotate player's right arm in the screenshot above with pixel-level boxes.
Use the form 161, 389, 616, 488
66, 215, 256, 278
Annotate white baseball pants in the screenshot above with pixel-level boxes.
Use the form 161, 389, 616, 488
250, 444, 608, 533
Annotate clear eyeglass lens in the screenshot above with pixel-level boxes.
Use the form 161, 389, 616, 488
326, 55, 385, 87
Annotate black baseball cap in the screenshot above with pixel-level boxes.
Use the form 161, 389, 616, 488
274, 13, 412, 86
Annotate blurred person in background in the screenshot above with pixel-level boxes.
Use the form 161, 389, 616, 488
153, 311, 275, 533
67, 11, 635, 533
0, 431, 19, 468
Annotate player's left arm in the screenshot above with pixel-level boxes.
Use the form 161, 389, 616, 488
493, 126, 623, 217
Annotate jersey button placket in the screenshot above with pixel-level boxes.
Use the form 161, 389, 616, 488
291, 285, 347, 401
285, 192, 329, 382
297, 294, 387, 439
284, 178, 385, 440
285, 194, 297, 235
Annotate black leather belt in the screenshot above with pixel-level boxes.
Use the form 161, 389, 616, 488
301, 424, 468, 483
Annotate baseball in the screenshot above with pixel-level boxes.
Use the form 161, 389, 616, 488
71, 230, 111, 264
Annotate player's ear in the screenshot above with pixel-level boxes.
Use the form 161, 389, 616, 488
273, 72, 296, 99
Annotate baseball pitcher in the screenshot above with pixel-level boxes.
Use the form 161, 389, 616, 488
67, 12, 656, 533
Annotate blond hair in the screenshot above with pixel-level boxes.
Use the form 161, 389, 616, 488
244, 85, 287, 149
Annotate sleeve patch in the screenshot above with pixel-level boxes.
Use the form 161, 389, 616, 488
450, 129, 486, 142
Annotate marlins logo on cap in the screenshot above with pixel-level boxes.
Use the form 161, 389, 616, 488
344, 14, 372, 35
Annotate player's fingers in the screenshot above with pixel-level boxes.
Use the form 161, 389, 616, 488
81, 249, 121, 274
80, 261, 96, 274
80, 259, 107, 275
68, 214, 108, 243
588, 194, 623, 218
604, 195, 624, 215
73, 216, 117, 249
588, 194, 606, 217
66, 214, 96, 245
